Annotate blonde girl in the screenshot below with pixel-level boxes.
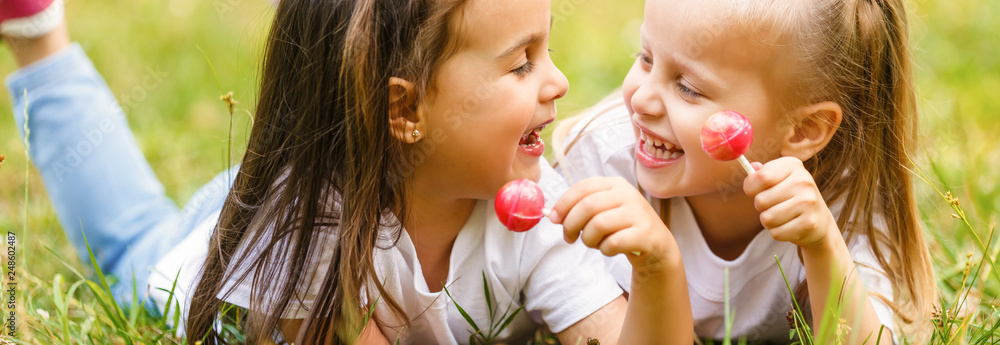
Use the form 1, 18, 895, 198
552, 0, 935, 343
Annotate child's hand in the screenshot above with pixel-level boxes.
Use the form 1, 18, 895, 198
743, 157, 838, 249
548, 176, 677, 268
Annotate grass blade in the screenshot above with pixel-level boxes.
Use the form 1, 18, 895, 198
22, 89, 30, 277
129, 267, 141, 327
723, 267, 733, 345
775, 255, 812, 345
52, 274, 72, 345
443, 283, 481, 335
483, 271, 494, 321
496, 305, 524, 339
80, 226, 135, 344
357, 296, 380, 340
157, 269, 183, 329
490, 305, 513, 340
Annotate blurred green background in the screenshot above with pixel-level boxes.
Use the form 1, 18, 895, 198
0, 0, 997, 326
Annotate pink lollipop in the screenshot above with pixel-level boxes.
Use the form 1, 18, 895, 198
496, 179, 643, 255
701, 110, 755, 174
495, 179, 547, 232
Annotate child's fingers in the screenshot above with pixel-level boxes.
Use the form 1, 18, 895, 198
578, 207, 632, 248
752, 179, 796, 212
595, 226, 646, 257
550, 177, 616, 224
758, 197, 803, 230
743, 158, 795, 196
766, 214, 813, 244
560, 189, 623, 243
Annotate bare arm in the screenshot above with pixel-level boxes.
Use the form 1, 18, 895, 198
551, 177, 695, 344
744, 157, 892, 344
556, 253, 695, 345
801, 236, 894, 344
557, 296, 627, 345
618, 251, 694, 345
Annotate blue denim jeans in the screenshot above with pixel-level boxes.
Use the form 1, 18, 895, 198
7, 43, 234, 305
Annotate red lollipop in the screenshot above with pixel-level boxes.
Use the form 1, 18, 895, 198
495, 179, 547, 232
701, 110, 755, 174
496, 179, 644, 255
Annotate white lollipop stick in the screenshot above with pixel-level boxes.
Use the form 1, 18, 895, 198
737, 155, 754, 175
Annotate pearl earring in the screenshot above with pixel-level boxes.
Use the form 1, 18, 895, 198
412, 129, 421, 140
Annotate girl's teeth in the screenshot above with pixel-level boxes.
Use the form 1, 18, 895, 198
520, 130, 541, 147
640, 131, 685, 160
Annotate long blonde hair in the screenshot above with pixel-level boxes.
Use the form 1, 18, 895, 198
730, 0, 935, 332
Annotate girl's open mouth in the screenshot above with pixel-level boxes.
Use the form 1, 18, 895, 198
636, 129, 684, 168
518, 127, 545, 157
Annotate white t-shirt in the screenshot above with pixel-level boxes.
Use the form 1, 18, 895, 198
148, 162, 623, 344
556, 101, 897, 343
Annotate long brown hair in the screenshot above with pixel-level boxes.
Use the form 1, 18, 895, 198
186, 0, 465, 343
731, 0, 936, 334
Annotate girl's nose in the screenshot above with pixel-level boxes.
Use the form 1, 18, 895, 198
629, 78, 665, 118
541, 62, 569, 102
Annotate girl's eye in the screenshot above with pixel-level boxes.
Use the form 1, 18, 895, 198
677, 82, 703, 100
634, 51, 653, 65
512, 60, 535, 77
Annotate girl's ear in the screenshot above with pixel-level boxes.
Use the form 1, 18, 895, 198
388, 77, 424, 144
780, 101, 843, 161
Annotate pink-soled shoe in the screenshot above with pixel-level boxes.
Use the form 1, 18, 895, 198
0, 0, 64, 38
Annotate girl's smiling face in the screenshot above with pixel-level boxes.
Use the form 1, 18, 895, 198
623, 0, 795, 200
415, 0, 567, 200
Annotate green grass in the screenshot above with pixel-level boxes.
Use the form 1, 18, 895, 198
443, 272, 525, 345
0, 0, 998, 343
